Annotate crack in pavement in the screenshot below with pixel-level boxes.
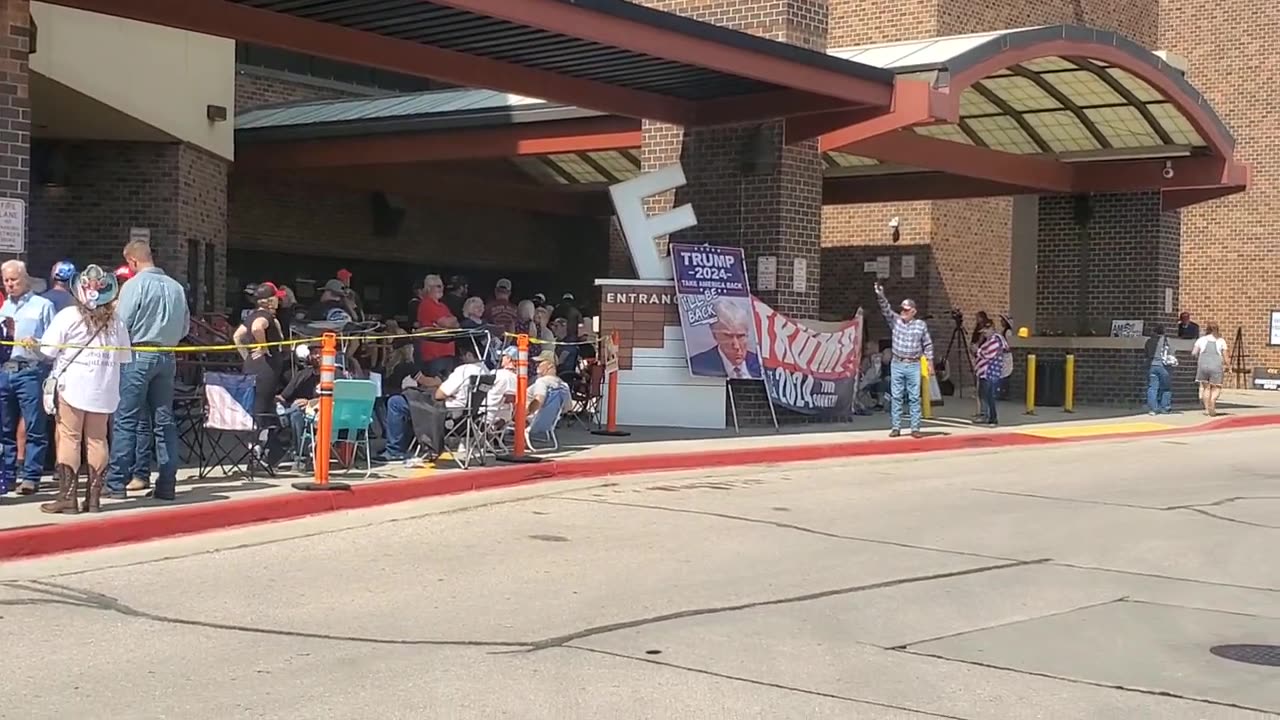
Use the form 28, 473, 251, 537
554, 496, 1021, 563
563, 645, 973, 720
971, 489, 1280, 529
893, 647, 1280, 716
1, 560, 1049, 658
887, 596, 1130, 650
522, 559, 1048, 652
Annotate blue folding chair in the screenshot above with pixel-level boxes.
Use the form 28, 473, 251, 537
526, 385, 570, 452
302, 379, 378, 478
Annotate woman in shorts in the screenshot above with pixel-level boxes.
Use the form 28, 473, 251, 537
1191, 321, 1229, 417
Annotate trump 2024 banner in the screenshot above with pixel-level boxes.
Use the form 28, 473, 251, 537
753, 303, 864, 416
669, 243, 764, 380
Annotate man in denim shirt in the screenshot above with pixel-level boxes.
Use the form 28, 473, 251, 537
106, 240, 190, 501
0, 260, 56, 494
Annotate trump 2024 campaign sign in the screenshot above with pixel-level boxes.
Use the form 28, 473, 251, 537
669, 243, 764, 380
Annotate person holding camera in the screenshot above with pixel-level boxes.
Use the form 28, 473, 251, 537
874, 281, 934, 438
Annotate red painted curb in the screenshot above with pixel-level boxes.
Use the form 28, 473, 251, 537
2, 413, 1276, 561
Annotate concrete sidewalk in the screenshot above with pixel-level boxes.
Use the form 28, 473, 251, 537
1, 390, 1277, 559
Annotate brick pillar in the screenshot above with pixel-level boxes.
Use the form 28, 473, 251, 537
177, 144, 229, 313
637, 1, 826, 319
1035, 192, 1180, 334
606, 216, 635, 279
635, 0, 827, 425
0, 0, 29, 257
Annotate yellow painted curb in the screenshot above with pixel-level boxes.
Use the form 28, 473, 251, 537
1019, 421, 1175, 439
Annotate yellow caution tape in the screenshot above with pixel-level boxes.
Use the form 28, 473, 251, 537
0, 327, 599, 354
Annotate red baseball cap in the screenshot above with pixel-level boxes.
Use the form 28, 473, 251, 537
114, 265, 135, 281
336, 268, 353, 283
253, 282, 287, 300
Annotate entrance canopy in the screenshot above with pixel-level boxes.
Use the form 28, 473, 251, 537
50, 0, 894, 126
820, 26, 1248, 209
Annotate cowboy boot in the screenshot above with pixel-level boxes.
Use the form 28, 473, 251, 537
82, 466, 104, 513
40, 464, 80, 515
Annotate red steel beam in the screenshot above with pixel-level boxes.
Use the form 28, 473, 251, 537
844, 130, 1077, 192
1071, 156, 1245, 193
236, 118, 643, 172
1161, 185, 1246, 211
823, 173, 1036, 204
45, 0, 695, 124
817, 80, 953, 149
434, 0, 895, 108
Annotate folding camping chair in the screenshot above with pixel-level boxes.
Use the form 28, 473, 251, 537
200, 372, 275, 480
442, 374, 495, 469
526, 385, 571, 452
300, 379, 378, 478
566, 361, 605, 430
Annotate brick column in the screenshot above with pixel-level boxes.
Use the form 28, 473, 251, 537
178, 145, 229, 313
1035, 191, 1181, 334
633, 0, 827, 425
0, 0, 29, 257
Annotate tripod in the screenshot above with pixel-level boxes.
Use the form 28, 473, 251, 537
942, 316, 977, 406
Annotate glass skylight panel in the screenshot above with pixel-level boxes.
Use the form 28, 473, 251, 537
825, 152, 879, 167
586, 151, 640, 180
913, 124, 975, 144
1146, 103, 1207, 146
512, 156, 570, 185
980, 76, 1061, 111
547, 154, 608, 183
1084, 106, 1162, 148
1024, 110, 1101, 152
966, 115, 1041, 154
1046, 71, 1126, 107
959, 88, 1001, 116
1104, 68, 1165, 102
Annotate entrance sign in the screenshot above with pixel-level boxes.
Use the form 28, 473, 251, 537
753, 305, 864, 416
0, 198, 25, 253
608, 164, 697, 281
670, 243, 762, 380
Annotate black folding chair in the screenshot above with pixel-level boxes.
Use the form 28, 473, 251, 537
442, 374, 495, 470
199, 372, 276, 480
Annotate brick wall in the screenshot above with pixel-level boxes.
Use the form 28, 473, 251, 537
1010, 345, 1196, 407
228, 173, 600, 281
1035, 192, 1180, 334
1160, 0, 1279, 366
28, 141, 227, 306
0, 0, 29, 252
235, 67, 377, 112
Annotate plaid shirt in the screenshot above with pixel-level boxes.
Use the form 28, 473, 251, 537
877, 293, 934, 363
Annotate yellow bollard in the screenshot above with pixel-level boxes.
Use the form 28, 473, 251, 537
920, 356, 933, 420
1064, 354, 1075, 413
1025, 353, 1037, 415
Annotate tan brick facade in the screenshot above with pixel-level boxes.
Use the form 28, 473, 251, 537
1161, 0, 1280, 366
235, 68, 375, 112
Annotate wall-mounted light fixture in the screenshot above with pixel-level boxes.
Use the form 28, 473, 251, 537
888, 215, 901, 243
206, 104, 228, 122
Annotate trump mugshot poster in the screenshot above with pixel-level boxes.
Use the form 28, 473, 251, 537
669, 243, 764, 381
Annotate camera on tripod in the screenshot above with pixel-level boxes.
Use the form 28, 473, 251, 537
949, 308, 964, 326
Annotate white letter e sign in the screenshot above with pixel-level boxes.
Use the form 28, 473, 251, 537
608, 164, 697, 281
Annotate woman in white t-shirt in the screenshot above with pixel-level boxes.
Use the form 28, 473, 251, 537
33, 265, 132, 514
1191, 321, 1229, 417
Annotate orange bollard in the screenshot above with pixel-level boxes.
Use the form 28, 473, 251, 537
292, 333, 350, 491
497, 334, 542, 464
592, 330, 630, 437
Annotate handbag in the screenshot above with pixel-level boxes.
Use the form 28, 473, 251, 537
42, 323, 106, 415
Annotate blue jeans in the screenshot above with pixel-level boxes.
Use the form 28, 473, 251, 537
383, 394, 412, 455
132, 415, 153, 483
889, 360, 922, 431
979, 377, 999, 425
277, 405, 309, 459
108, 352, 178, 496
1147, 365, 1172, 414
0, 364, 50, 485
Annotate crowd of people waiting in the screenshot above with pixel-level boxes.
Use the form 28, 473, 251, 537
0, 241, 599, 513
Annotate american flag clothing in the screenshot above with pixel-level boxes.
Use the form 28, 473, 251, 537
877, 294, 934, 362
974, 333, 1008, 381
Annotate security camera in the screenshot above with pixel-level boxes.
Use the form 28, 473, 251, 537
888, 216, 900, 229
1162, 161, 1174, 180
